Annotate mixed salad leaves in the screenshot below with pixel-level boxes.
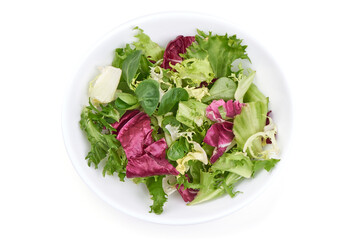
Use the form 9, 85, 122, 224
80, 27, 280, 214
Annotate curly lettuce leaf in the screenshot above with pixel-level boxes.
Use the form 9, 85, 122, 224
184, 30, 249, 78
184, 86, 210, 102
112, 44, 135, 69
188, 171, 241, 205
212, 152, 253, 178
103, 147, 127, 181
146, 175, 167, 214
86, 100, 124, 131
133, 27, 164, 62
171, 58, 215, 87
79, 107, 127, 181
176, 99, 208, 128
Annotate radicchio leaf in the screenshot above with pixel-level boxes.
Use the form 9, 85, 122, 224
115, 111, 179, 178
161, 35, 195, 69
206, 99, 245, 122
203, 122, 235, 163
176, 175, 199, 202
176, 185, 199, 202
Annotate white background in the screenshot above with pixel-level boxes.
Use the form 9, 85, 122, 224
1, 0, 359, 239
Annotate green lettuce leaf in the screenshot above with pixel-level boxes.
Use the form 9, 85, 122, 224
86, 100, 123, 131
212, 152, 254, 178
243, 83, 266, 102
133, 27, 164, 62
103, 147, 127, 181
184, 30, 249, 78
184, 86, 210, 102
253, 159, 280, 175
233, 99, 268, 153
119, 50, 153, 91
188, 171, 241, 205
171, 58, 215, 87
120, 50, 142, 89
234, 71, 256, 102
145, 176, 167, 215
176, 99, 208, 128
187, 160, 204, 185
79, 107, 127, 181
112, 44, 135, 69
162, 115, 181, 130
202, 77, 237, 102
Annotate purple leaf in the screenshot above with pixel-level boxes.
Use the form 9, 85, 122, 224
114, 111, 179, 178
206, 99, 245, 122
161, 35, 195, 69
204, 122, 234, 163
176, 184, 199, 202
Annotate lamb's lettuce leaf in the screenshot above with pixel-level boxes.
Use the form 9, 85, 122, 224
114, 92, 139, 110
166, 137, 190, 161
202, 77, 237, 102
158, 88, 189, 115
135, 79, 160, 116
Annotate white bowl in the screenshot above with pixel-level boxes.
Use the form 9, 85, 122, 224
62, 12, 292, 225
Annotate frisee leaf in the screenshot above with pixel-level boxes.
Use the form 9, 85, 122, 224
79, 107, 127, 179
146, 176, 167, 215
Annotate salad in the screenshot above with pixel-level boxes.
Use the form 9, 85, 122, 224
80, 27, 280, 214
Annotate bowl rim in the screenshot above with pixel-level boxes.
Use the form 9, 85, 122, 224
61, 11, 293, 225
